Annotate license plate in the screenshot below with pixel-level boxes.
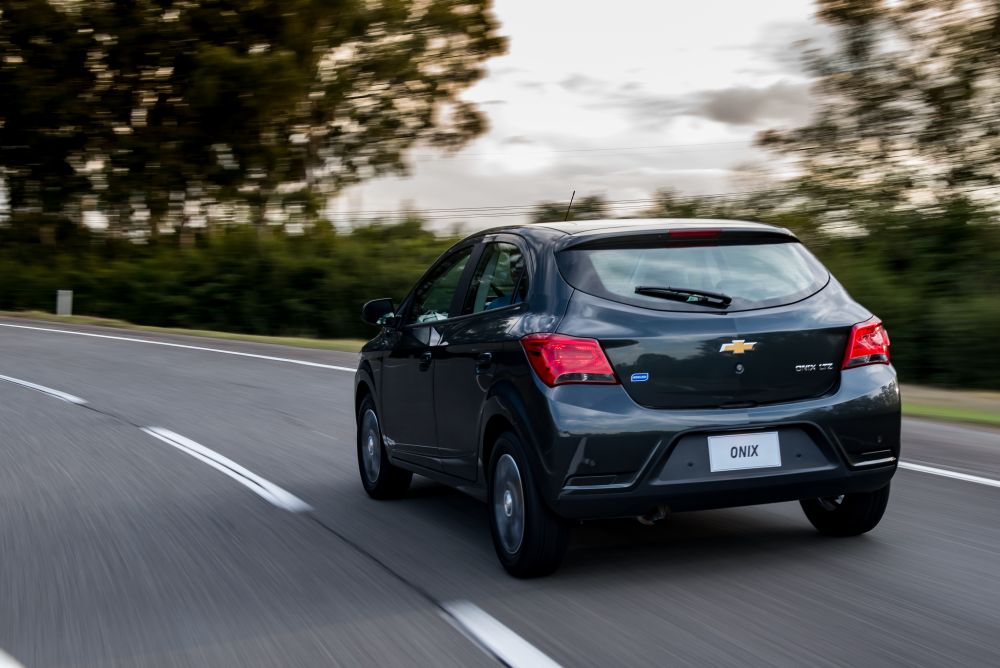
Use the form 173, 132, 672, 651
707, 432, 781, 472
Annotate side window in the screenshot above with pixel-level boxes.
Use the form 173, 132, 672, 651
462, 242, 528, 315
405, 247, 473, 325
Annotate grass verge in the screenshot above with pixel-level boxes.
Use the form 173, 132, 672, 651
902, 403, 1000, 428
0, 310, 365, 353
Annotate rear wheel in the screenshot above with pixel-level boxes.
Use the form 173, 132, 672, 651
488, 432, 570, 578
800, 484, 890, 536
357, 396, 412, 499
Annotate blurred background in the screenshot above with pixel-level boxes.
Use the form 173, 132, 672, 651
1, 0, 998, 390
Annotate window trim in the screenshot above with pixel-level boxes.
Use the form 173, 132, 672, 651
461, 239, 529, 317
399, 241, 482, 329
397, 233, 533, 330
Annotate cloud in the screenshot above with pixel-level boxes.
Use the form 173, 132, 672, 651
695, 81, 811, 126
559, 73, 602, 93
501, 135, 535, 145
515, 80, 546, 91
587, 80, 812, 130
336, 136, 764, 232
726, 20, 834, 76
585, 89, 685, 132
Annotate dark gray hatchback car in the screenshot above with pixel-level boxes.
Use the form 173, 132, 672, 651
354, 219, 900, 577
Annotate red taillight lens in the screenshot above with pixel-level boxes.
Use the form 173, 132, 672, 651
520, 333, 618, 386
842, 317, 891, 369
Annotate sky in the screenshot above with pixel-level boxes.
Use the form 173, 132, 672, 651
330, 0, 827, 231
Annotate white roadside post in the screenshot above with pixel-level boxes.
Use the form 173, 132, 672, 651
56, 290, 73, 316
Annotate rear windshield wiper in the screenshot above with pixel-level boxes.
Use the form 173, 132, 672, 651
634, 286, 733, 307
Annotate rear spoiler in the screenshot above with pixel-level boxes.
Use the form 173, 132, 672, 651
555, 226, 798, 252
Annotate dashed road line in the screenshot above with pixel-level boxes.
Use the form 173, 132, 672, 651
0, 649, 23, 668
0, 373, 87, 405
0, 323, 355, 372
142, 427, 312, 512
443, 601, 563, 668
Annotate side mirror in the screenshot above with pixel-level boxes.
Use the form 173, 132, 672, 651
361, 298, 398, 327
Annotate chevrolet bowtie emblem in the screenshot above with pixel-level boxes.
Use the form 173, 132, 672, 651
720, 339, 757, 354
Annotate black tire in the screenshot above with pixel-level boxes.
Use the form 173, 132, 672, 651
488, 432, 570, 578
357, 395, 412, 499
800, 484, 890, 537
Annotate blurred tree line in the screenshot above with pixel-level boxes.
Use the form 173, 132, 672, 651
0, 217, 455, 338
2, 0, 1000, 388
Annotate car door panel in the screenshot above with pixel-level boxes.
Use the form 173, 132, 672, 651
378, 244, 477, 470
434, 239, 530, 481
435, 308, 527, 480
380, 326, 442, 468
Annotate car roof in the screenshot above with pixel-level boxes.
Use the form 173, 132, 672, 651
530, 218, 786, 235
471, 218, 792, 243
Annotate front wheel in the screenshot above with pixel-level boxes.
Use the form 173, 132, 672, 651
357, 396, 412, 499
488, 432, 570, 578
800, 484, 890, 536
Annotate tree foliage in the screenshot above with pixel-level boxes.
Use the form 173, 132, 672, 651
0, 0, 506, 234
530, 194, 608, 223
0, 217, 454, 338
758, 0, 1000, 214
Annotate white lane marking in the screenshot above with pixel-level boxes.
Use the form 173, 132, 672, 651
899, 461, 1000, 490
142, 427, 312, 512
0, 373, 87, 405
443, 601, 562, 668
0, 323, 355, 372
0, 649, 24, 668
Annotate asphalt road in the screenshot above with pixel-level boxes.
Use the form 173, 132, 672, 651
1, 316, 999, 667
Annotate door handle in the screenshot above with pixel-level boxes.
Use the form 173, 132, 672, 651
475, 352, 493, 371
419, 351, 433, 369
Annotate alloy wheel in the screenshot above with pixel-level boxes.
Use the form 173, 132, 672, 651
360, 408, 382, 484
493, 454, 525, 554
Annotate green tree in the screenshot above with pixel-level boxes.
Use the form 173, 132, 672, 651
530, 194, 608, 223
758, 0, 1000, 214
0, 0, 506, 235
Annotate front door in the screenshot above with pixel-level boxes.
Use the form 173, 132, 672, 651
379, 245, 475, 470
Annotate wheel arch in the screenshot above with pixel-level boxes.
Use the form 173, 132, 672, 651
477, 381, 550, 494
481, 413, 516, 482
354, 361, 377, 419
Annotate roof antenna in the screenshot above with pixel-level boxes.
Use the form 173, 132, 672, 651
563, 190, 576, 221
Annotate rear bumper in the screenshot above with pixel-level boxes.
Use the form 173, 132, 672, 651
521, 365, 900, 520
554, 462, 896, 519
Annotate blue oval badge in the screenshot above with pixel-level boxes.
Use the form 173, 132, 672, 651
630, 372, 650, 382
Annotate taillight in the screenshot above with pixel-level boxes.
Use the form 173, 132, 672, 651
520, 333, 618, 386
842, 317, 891, 369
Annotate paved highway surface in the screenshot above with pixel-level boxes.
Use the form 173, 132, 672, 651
1, 316, 998, 667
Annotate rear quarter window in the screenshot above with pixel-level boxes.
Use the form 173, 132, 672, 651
557, 236, 830, 312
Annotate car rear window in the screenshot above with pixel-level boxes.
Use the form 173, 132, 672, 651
556, 236, 830, 312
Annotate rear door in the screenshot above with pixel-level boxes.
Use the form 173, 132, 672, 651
556, 228, 863, 408
434, 237, 530, 480
380, 244, 476, 468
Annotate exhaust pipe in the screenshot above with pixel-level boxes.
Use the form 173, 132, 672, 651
637, 505, 669, 526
